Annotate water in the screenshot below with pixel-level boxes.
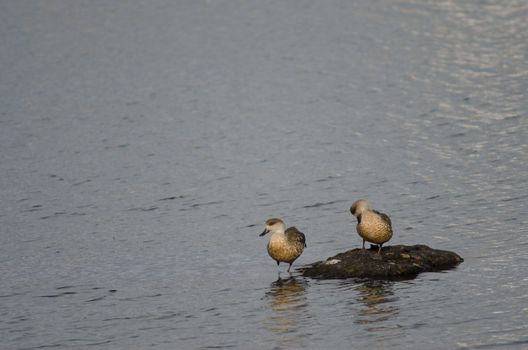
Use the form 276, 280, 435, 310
1, 1, 527, 349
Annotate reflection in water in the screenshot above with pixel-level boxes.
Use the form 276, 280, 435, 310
354, 280, 400, 337
264, 276, 310, 349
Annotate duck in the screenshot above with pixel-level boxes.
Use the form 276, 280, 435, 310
259, 218, 306, 272
350, 199, 393, 254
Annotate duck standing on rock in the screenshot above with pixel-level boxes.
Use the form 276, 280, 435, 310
259, 218, 306, 272
350, 199, 393, 254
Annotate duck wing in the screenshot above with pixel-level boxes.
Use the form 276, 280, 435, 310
286, 227, 307, 247
373, 209, 392, 229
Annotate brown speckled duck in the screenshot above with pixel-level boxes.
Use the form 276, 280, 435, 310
350, 199, 393, 254
259, 218, 306, 272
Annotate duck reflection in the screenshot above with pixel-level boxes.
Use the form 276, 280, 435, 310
353, 280, 400, 335
264, 276, 310, 348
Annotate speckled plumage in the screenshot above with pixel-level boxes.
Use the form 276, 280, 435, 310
260, 218, 306, 272
350, 199, 393, 253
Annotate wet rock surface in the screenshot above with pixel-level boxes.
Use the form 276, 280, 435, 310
300, 245, 464, 280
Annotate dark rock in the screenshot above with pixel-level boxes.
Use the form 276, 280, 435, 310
300, 245, 463, 280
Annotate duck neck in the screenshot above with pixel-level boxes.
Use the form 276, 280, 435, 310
270, 230, 286, 243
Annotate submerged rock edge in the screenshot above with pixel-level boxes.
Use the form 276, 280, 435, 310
299, 244, 464, 280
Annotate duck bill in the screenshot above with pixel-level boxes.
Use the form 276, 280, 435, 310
259, 229, 269, 237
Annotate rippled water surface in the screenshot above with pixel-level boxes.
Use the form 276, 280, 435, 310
1, 1, 527, 349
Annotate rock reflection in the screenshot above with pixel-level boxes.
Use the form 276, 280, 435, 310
354, 280, 400, 336
264, 276, 310, 348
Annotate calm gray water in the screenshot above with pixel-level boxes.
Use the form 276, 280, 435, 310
1, 1, 527, 349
